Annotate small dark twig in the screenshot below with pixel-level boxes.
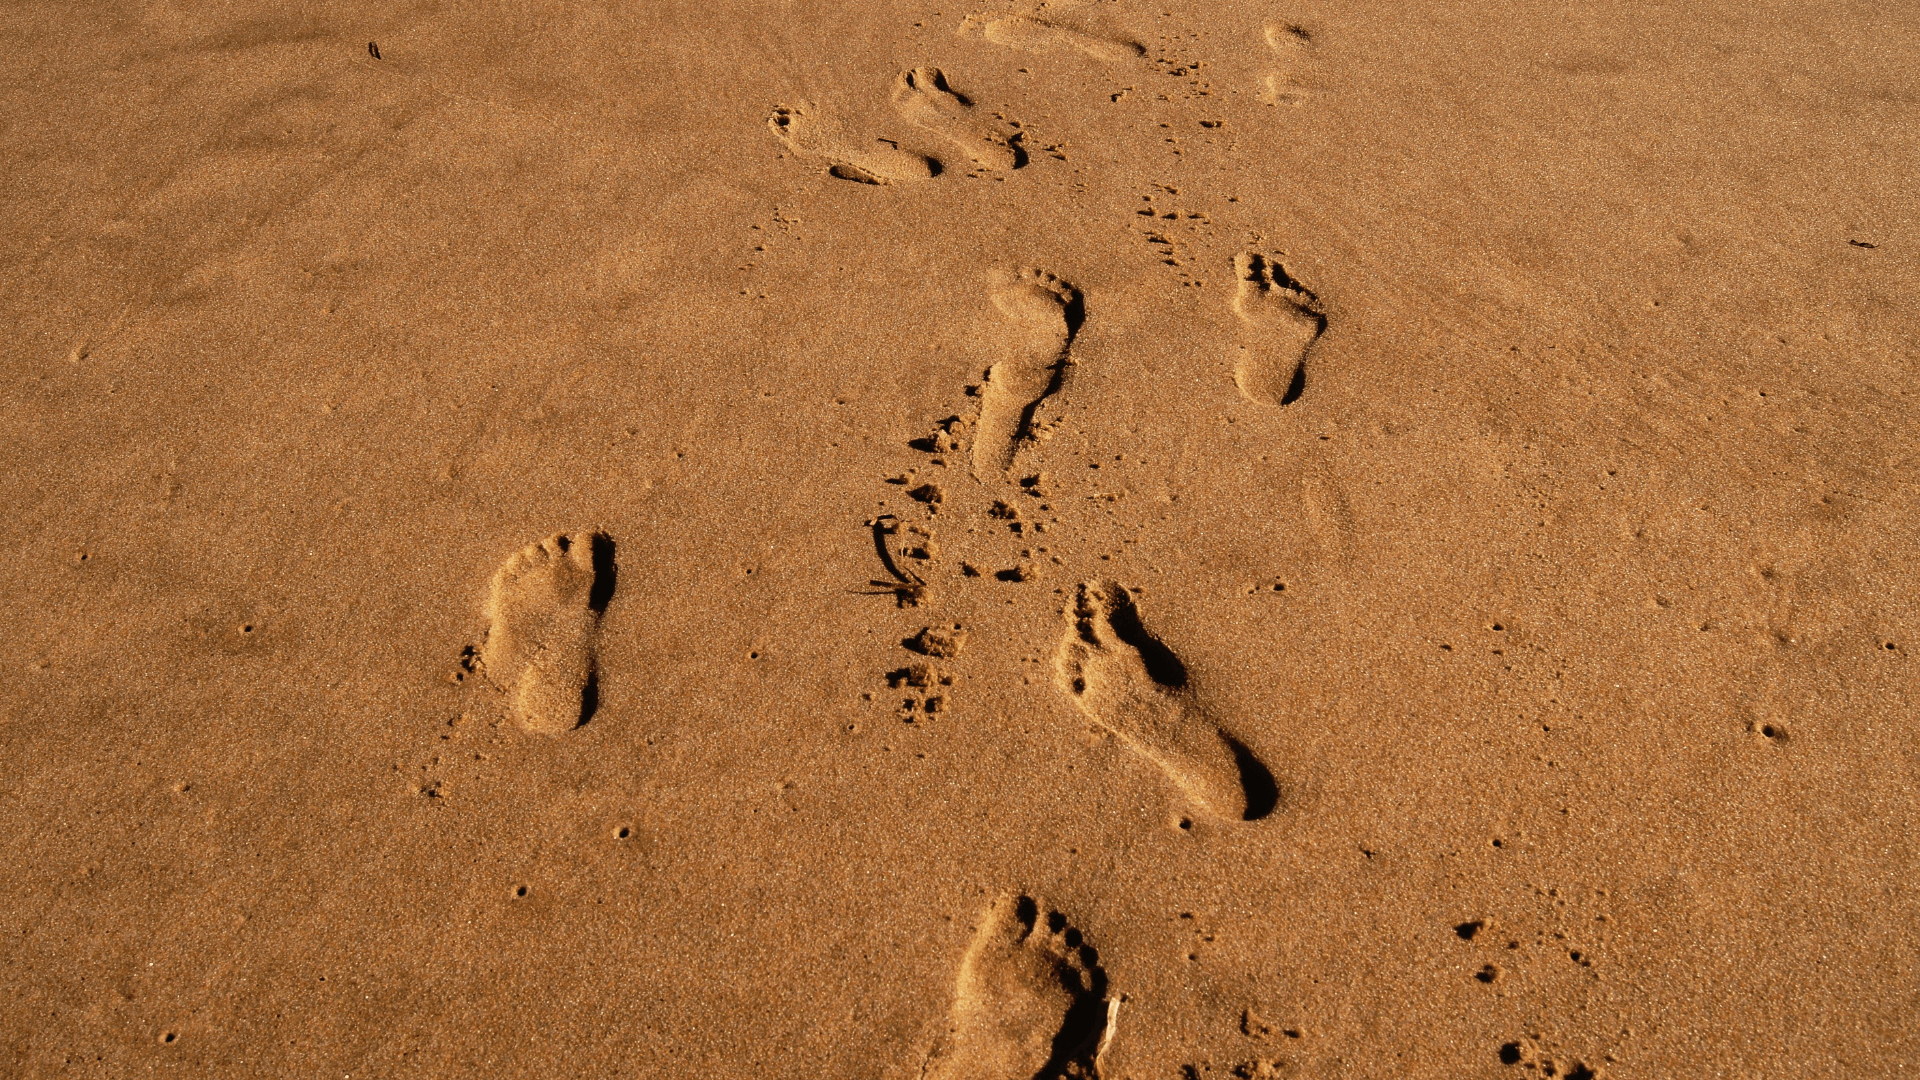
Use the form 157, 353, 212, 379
859, 515, 928, 606
869, 515, 917, 585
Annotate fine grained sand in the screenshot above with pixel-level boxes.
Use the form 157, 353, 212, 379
3, 1, 1916, 1076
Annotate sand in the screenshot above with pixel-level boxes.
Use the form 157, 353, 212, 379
2, 0, 1916, 1076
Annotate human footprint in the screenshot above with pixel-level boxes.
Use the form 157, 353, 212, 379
972, 268, 1083, 479
924, 893, 1115, 1080
480, 531, 614, 735
1054, 581, 1277, 820
1230, 250, 1324, 407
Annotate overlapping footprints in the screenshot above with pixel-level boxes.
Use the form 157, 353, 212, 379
767, 103, 938, 185
1056, 582, 1279, 821
973, 268, 1084, 478
895, 67, 1025, 172
770, 68, 1023, 184
925, 894, 1117, 1080
444, 13, 1330, 1072
779, 16, 1324, 1070
481, 531, 616, 735
1231, 251, 1324, 408
889, 263, 1285, 822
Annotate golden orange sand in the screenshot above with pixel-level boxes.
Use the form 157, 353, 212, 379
2, 1, 1915, 1076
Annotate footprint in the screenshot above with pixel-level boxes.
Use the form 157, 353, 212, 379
960, 13, 1146, 63
481, 532, 615, 735
1263, 21, 1314, 50
766, 102, 939, 185
1260, 21, 1318, 106
1230, 251, 1324, 408
972, 268, 1084, 479
1054, 581, 1278, 820
893, 67, 1023, 173
1259, 72, 1314, 107
925, 893, 1116, 1080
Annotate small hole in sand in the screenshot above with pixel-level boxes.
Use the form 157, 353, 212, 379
240, 624, 255, 634
161, 1031, 177, 1045
1177, 816, 1193, 831
1491, 838, 1504, 848
1490, 622, 1505, 632
748, 651, 760, 660
513, 885, 528, 899
616, 826, 631, 839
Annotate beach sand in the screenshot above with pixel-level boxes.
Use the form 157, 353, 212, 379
2, 1, 1915, 1076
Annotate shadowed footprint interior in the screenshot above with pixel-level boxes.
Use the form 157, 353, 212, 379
1054, 581, 1278, 821
924, 893, 1114, 1080
481, 531, 616, 735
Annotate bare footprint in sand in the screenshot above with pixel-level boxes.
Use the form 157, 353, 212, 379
1230, 251, 1324, 408
1260, 21, 1319, 106
481, 532, 615, 735
767, 102, 939, 185
1054, 581, 1278, 820
960, 12, 1146, 63
925, 893, 1116, 1080
893, 67, 1023, 173
972, 269, 1083, 479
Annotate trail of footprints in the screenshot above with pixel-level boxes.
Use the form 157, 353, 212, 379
868, 252, 1294, 812
446, 11, 1358, 1076
846, 252, 1307, 1069
769, 3, 1322, 181
834, 152, 1325, 1065
767, 4, 1179, 187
